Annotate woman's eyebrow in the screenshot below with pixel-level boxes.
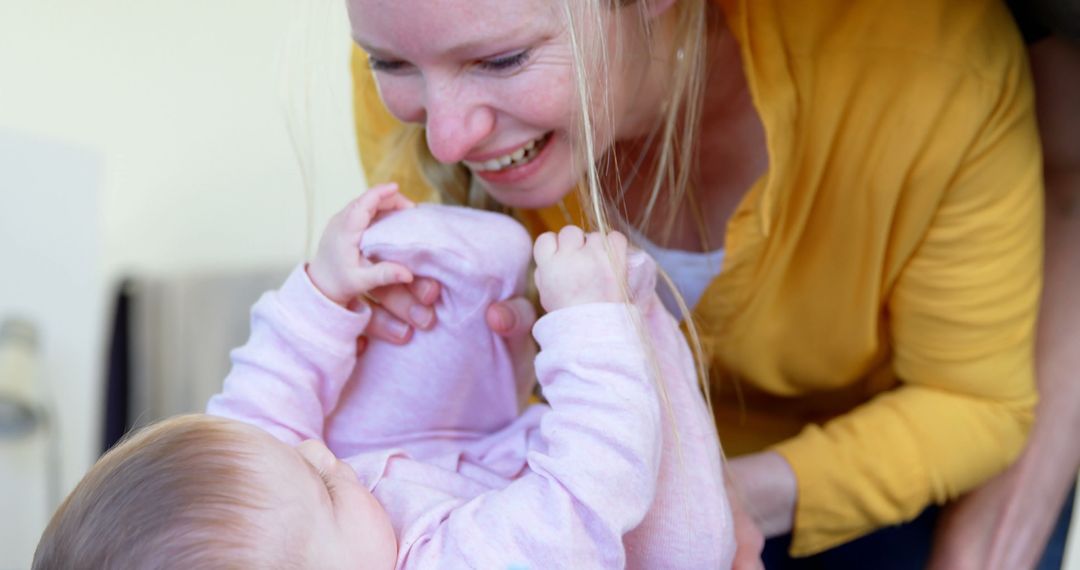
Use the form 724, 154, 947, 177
352, 38, 392, 58
354, 26, 540, 60
440, 30, 533, 56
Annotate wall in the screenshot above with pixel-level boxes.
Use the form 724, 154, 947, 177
0, 132, 103, 568
0, 0, 363, 566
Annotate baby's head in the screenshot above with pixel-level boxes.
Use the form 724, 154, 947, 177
34, 414, 396, 570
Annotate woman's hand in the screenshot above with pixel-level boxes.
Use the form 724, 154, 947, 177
360, 277, 442, 345
726, 475, 767, 570
362, 280, 538, 344
727, 451, 798, 538
358, 217, 542, 351
485, 297, 538, 338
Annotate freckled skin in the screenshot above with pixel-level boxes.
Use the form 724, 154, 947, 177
347, 0, 665, 209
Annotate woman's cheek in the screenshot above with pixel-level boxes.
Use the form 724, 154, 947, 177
376, 77, 426, 124
500, 73, 574, 128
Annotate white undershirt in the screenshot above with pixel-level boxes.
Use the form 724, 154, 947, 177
627, 227, 725, 318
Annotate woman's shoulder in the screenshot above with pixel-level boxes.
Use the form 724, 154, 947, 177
726, 0, 1027, 81
729, 0, 1036, 172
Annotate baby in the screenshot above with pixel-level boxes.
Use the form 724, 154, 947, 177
34, 185, 734, 569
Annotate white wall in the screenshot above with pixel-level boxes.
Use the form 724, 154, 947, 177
0, 0, 364, 566
0, 132, 103, 569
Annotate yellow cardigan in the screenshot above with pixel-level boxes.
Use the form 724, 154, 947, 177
350, 0, 1043, 556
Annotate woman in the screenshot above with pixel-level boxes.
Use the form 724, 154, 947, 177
345, 0, 1043, 565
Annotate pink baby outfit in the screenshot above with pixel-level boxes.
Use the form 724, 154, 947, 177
207, 204, 734, 569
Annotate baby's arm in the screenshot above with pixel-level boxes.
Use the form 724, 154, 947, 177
622, 268, 735, 568
397, 228, 663, 568
206, 185, 413, 444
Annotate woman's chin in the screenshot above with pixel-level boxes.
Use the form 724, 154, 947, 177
478, 180, 577, 211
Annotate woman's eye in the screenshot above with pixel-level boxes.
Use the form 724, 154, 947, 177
477, 50, 532, 72
368, 57, 409, 74
368, 50, 531, 74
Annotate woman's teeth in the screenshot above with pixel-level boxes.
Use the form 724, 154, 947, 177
465, 135, 548, 173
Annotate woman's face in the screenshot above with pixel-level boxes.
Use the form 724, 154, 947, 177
348, 0, 654, 209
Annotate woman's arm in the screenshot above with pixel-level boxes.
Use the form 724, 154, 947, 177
929, 33, 1080, 570
763, 29, 1045, 555
726, 451, 797, 538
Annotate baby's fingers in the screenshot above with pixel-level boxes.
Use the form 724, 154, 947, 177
533, 232, 557, 263
343, 184, 412, 235
557, 225, 586, 250
351, 261, 413, 294
606, 230, 628, 253
586, 231, 629, 268
379, 188, 415, 212
366, 183, 415, 214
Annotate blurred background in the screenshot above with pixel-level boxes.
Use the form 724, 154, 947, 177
0, 0, 366, 566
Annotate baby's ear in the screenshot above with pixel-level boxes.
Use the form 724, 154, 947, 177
296, 440, 338, 474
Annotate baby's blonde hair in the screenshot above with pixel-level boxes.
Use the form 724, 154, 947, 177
33, 415, 288, 570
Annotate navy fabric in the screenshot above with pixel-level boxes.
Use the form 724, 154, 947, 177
1037, 486, 1076, 570
760, 487, 1076, 569
761, 507, 939, 570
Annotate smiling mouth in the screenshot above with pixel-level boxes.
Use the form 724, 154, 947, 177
463, 132, 553, 173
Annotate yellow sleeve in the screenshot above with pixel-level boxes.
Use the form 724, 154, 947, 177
351, 45, 436, 203
772, 31, 1044, 557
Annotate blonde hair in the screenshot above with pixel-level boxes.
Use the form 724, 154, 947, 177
33, 415, 290, 570
558, 0, 714, 406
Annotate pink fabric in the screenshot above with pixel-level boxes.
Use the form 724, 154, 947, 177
207, 204, 734, 569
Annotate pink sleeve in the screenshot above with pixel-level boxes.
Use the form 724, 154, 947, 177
398, 304, 662, 569
205, 265, 370, 445
623, 252, 735, 568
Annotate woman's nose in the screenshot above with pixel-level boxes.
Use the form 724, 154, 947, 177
423, 83, 495, 164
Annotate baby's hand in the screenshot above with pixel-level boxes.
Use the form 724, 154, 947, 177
533, 226, 628, 312
308, 184, 415, 307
